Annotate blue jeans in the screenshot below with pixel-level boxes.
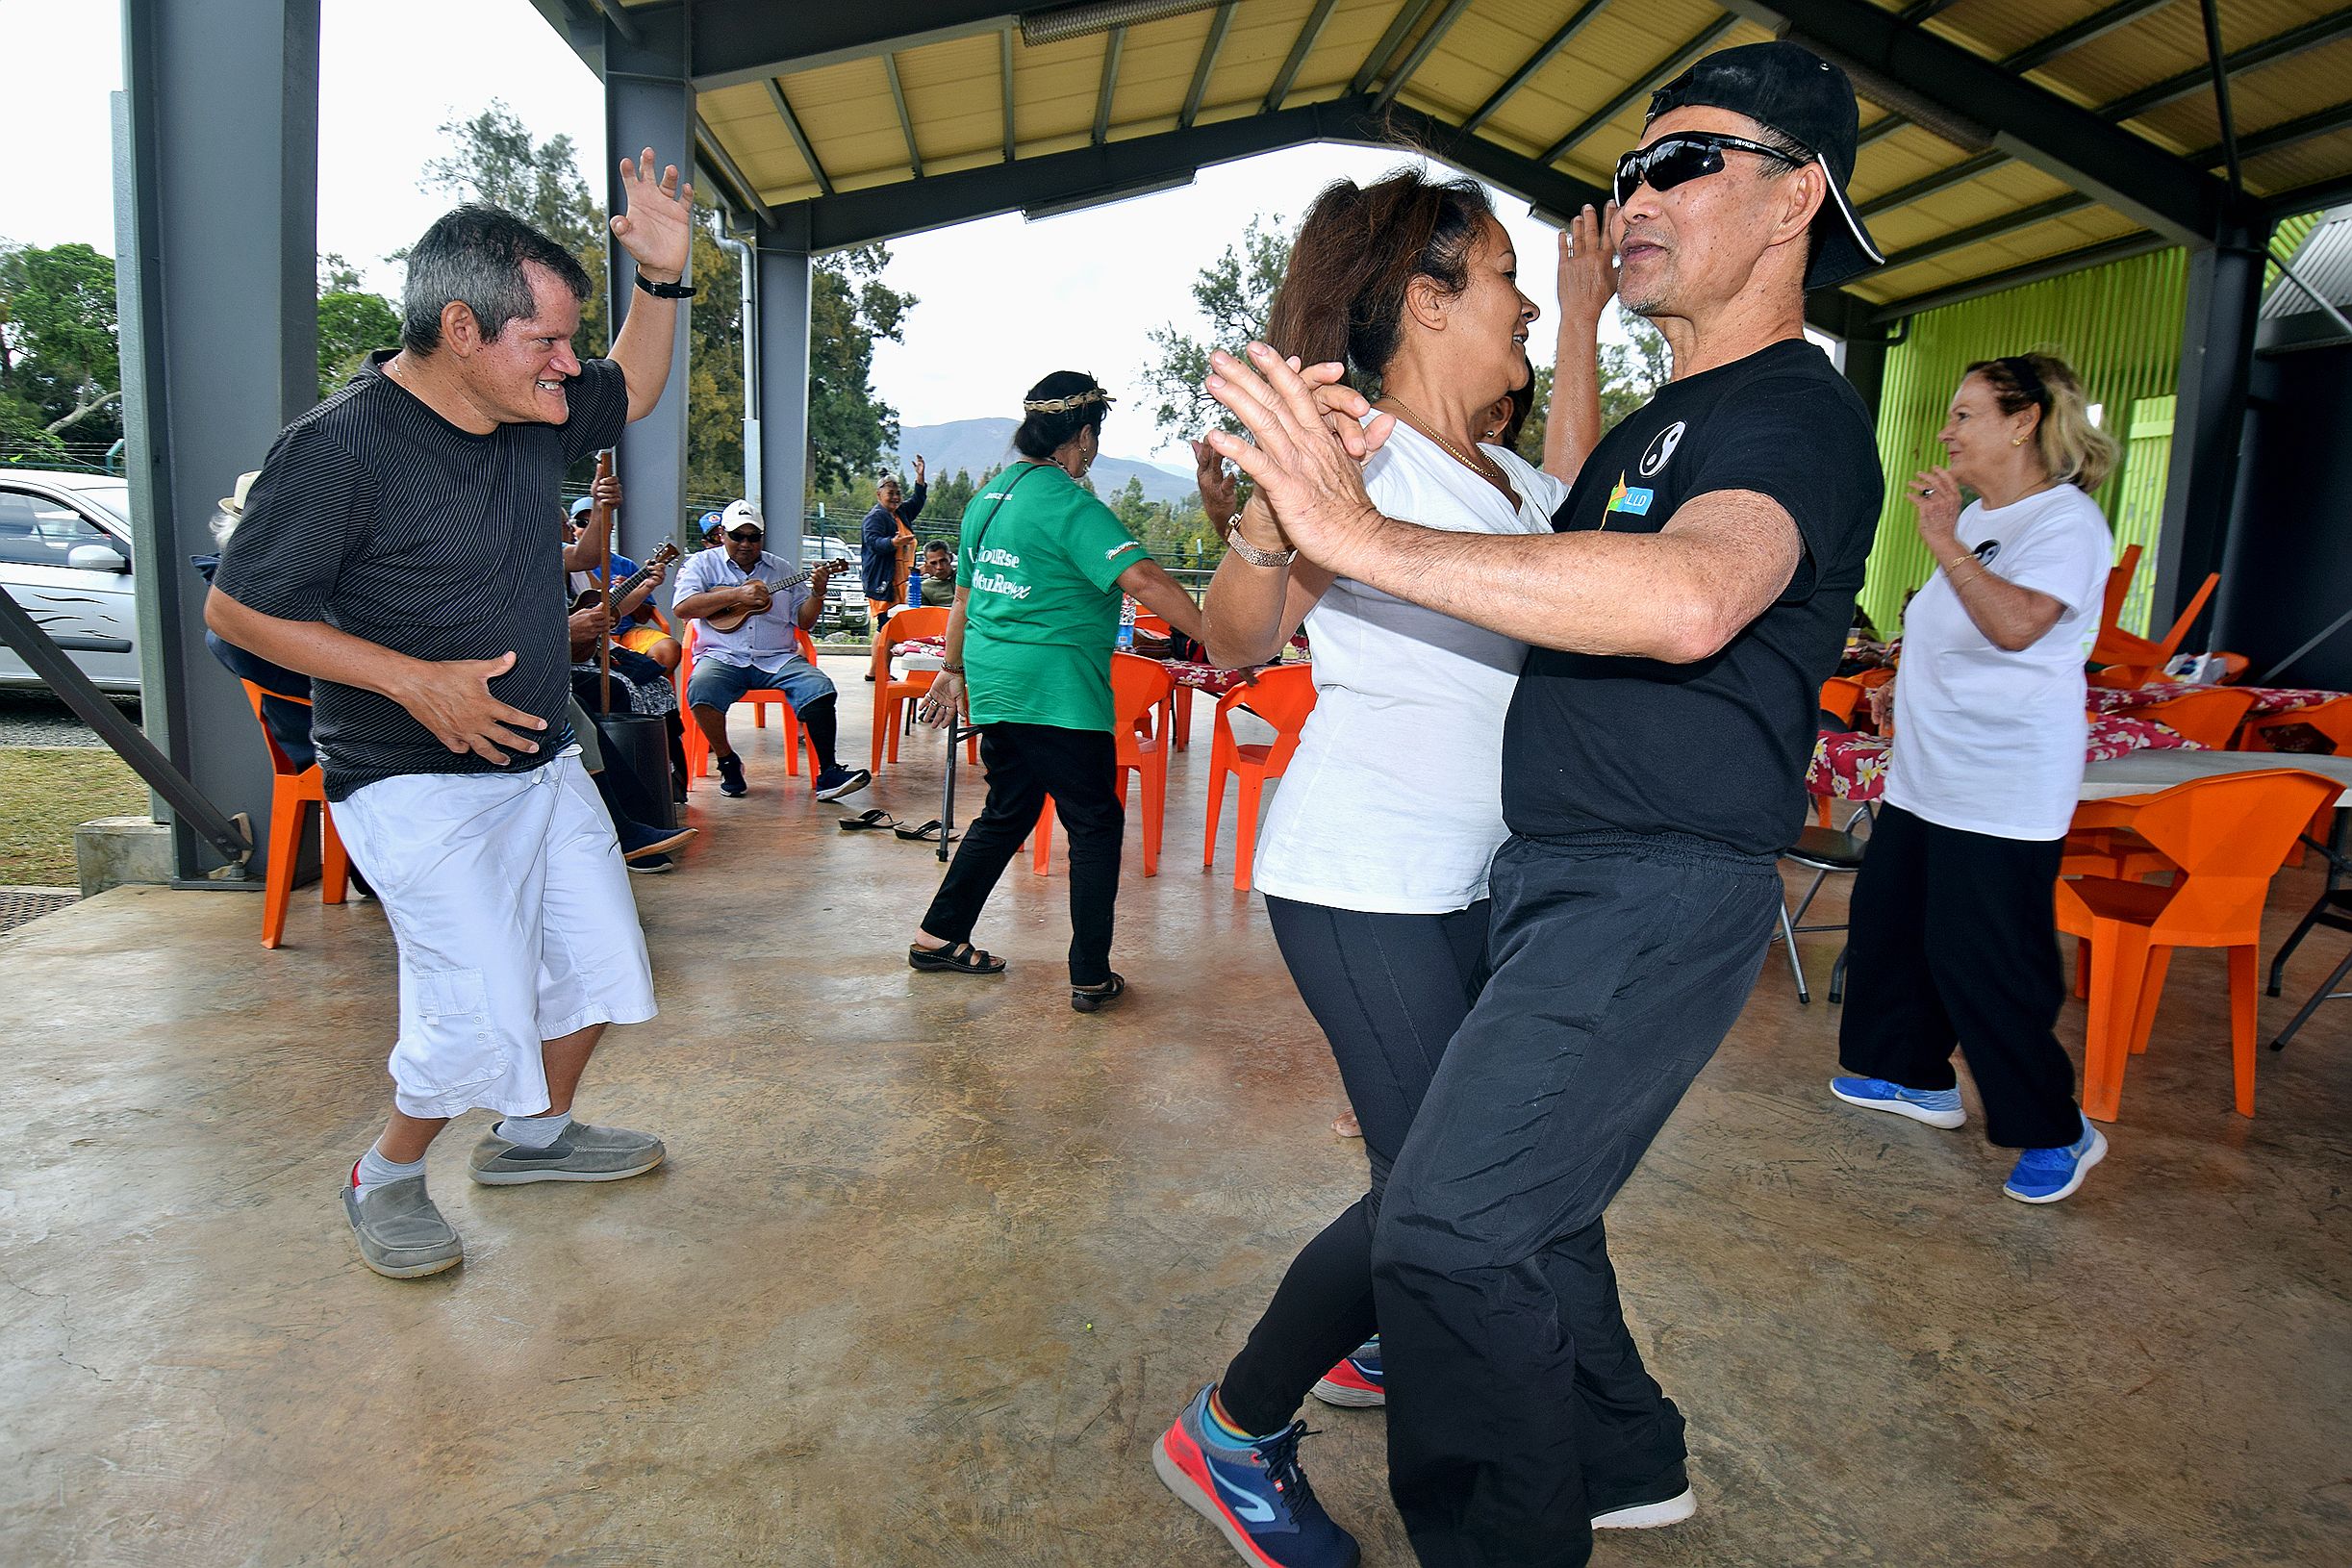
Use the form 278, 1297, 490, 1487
685, 653, 835, 714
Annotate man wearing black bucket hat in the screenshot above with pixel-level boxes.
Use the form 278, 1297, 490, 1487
1198, 40, 1884, 1568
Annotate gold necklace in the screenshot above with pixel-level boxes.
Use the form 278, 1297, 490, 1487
1381, 394, 1506, 484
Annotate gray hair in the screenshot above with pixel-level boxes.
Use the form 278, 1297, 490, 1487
400, 203, 593, 355
209, 507, 239, 547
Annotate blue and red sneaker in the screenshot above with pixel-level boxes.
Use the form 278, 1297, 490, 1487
1310, 1337, 1383, 1408
1153, 1383, 1360, 1568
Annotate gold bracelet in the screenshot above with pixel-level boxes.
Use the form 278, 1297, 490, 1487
1948, 561, 1985, 591
1227, 534, 1297, 568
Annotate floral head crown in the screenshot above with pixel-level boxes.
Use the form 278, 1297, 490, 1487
1023, 387, 1114, 415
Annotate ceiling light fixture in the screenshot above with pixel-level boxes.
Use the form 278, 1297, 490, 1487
1021, 0, 1224, 48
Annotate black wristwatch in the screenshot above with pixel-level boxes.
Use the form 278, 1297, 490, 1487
635, 272, 696, 299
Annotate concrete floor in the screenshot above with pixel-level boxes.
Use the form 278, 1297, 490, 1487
3, 655, 2349, 1567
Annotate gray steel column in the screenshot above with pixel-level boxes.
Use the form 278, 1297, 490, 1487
115, 0, 320, 882
602, 13, 695, 561
2154, 237, 2265, 629
754, 233, 814, 537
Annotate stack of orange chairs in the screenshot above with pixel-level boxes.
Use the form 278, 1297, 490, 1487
2057, 768, 2343, 1121
1201, 665, 1319, 892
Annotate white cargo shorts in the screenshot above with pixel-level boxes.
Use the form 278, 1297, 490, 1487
332, 750, 657, 1119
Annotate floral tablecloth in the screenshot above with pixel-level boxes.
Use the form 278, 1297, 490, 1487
894, 638, 1284, 697
2085, 682, 2339, 718
1807, 714, 2203, 803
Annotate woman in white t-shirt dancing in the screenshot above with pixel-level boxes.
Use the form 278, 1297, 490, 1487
1151, 171, 1626, 1564
1831, 351, 2121, 1205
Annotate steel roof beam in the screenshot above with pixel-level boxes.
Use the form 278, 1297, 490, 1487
2102, 12, 2352, 124
763, 78, 833, 198
687, 3, 1017, 90
1093, 26, 1125, 145
1375, 0, 1478, 113
1266, 0, 1340, 113
1874, 192, 2095, 274
694, 114, 778, 226
1182, 1, 1236, 128
884, 52, 924, 179
1725, 0, 2242, 243
1540, 14, 1738, 165
1353, 0, 1440, 97
1464, 0, 1611, 134
1002, 25, 1018, 161
1871, 232, 2170, 320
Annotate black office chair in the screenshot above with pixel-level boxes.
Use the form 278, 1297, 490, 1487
1773, 815, 1870, 1005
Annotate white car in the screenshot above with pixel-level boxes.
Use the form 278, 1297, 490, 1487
0, 468, 139, 695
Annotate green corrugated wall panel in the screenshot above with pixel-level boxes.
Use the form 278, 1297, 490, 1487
2265, 209, 2325, 293
1860, 246, 2191, 635
2110, 394, 2173, 637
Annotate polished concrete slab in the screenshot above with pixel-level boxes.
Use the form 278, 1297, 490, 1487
4, 657, 2349, 1566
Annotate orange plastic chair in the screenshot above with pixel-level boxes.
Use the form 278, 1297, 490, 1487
2240, 695, 2352, 865
679, 620, 822, 791
1202, 665, 1319, 891
2132, 686, 2259, 749
1028, 653, 1176, 877
1818, 675, 1865, 727
2087, 570, 2218, 690
2087, 544, 2141, 661
238, 680, 348, 949
2056, 768, 2344, 1121
869, 605, 954, 773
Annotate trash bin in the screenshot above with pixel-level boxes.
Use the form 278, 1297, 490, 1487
591, 710, 677, 829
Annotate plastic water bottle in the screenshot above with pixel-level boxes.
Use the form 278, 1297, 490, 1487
1117, 594, 1137, 650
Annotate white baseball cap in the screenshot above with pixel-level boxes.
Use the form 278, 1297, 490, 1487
721, 499, 764, 535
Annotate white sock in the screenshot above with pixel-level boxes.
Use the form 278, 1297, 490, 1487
352, 1141, 426, 1199
496, 1109, 573, 1149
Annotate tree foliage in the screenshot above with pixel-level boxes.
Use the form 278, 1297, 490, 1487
1142, 215, 1290, 449
0, 240, 123, 450
1599, 309, 1672, 431
806, 244, 915, 494
420, 104, 612, 351
316, 290, 400, 398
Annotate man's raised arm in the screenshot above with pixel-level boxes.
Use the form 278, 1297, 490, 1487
605, 148, 695, 423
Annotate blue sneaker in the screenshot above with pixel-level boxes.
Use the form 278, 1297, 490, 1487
1154, 1384, 1359, 1568
1310, 1337, 1383, 1407
1830, 1075, 1966, 1129
2004, 1115, 2107, 1203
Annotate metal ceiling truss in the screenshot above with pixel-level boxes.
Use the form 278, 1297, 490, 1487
883, 52, 925, 178
1266, 0, 1340, 113
1353, 0, 1441, 97
1540, 14, 1739, 165
1180, 2, 1236, 128
1374, 0, 1478, 113
1093, 26, 1126, 145
1858, 0, 2170, 151
1720, 0, 2250, 244
1464, 0, 1610, 134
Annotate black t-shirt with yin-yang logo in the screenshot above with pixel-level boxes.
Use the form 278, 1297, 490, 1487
1503, 339, 1884, 857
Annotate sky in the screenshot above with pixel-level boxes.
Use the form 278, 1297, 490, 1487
3, 0, 1639, 469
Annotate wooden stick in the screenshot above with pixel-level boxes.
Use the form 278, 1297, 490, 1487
593, 450, 615, 715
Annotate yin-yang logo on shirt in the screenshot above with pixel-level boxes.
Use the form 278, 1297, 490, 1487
1638, 420, 1685, 477
1973, 539, 2002, 565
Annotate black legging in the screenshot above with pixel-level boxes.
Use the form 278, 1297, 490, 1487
919, 721, 1122, 985
1216, 895, 1490, 1435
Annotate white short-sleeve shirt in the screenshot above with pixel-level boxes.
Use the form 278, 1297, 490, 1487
1252, 425, 1567, 915
1883, 484, 2112, 841
670, 547, 811, 668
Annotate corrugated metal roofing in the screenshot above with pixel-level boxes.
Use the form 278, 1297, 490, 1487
632, 0, 2352, 317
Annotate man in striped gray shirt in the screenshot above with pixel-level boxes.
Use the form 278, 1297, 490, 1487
207, 151, 697, 1280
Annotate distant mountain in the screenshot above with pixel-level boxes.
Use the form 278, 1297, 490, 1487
888, 418, 1198, 508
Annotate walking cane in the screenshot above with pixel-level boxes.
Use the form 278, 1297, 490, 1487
592, 450, 615, 715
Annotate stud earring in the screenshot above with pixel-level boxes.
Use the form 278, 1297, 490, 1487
2011, 435, 2025, 446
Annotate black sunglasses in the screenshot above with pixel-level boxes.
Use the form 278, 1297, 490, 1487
1614, 133, 1805, 207
727, 528, 764, 543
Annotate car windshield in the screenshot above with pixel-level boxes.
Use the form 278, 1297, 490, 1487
71, 483, 132, 529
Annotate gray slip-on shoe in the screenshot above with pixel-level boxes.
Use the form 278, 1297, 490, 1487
468, 1121, 667, 1185
342, 1175, 464, 1278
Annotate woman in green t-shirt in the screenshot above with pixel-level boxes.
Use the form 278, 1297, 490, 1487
906, 371, 1207, 1011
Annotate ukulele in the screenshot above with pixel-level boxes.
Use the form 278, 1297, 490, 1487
570, 541, 681, 617
701, 558, 850, 633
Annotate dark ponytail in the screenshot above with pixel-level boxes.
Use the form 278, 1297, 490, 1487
1013, 370, 1113, 460
1263, 170, 1494, 385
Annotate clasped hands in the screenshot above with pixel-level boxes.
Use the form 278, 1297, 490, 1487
1201, 346, 1390, 567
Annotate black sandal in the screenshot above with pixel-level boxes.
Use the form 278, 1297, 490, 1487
1070, 973, 1126, 1013
909, 941, 1005, 975
894, 819, 958, 844
839, 809, 898, 832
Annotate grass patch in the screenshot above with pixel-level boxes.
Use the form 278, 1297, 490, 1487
0, 747, 147, 885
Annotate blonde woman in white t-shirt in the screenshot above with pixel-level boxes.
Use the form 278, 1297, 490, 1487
1150, 172, 1629, 1562
1831, 351, 2120, 1205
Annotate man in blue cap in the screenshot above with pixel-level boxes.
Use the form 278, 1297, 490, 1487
1199, 40, 1884, 1565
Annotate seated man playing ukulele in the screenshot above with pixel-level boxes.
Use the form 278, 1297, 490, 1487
670, 499, 870, 801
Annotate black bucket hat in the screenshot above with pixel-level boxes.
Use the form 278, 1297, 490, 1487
1647, 40, 1884, 291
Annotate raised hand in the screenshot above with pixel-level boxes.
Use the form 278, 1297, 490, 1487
1556, 201, 1619, 328
1203, 344, 1389, 567
914, 455, 926, 485
1909, 466, 1964, 561
1191, 439, 1238, 528
398, 651, 547, 765
610, 147, 694, 283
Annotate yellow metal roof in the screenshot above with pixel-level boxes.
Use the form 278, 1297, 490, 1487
667, 0, 2352, 316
